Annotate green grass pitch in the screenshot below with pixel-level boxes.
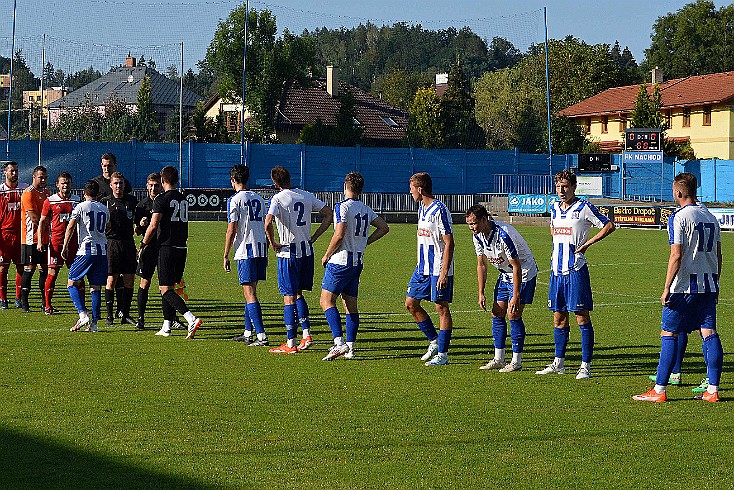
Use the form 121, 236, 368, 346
1, 221, 732, 489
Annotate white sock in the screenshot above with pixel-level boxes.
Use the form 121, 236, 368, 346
257, 332, 267, 341
287, 338, 297, 348
244, 329, 252, 338
708, 385, 718, 394
183, 311, 195, 324
494, 348, 505, 361
555, 357, 565, 368
334, 336, 344, 346
346, 341, 354, 351
512, 352, 522, 364
79, 311, 89, 321
302, 328, 310, 338
581, 361, 591, 370
162, 320, 171, 331
654, 384, 666, 394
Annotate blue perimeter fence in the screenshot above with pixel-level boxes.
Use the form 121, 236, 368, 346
5, 139, 734, 202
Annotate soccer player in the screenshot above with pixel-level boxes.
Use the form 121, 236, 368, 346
537, 169, 614, 379
63, 180, 110, 333
223, 164, 270, 346
634, 172, 723, 403
101, 172, 138, 326
405, 172, 455, 366
466, 204, 538, 372
19, 165, 51, 312
264, 165, 333, 354
141, 165, 202, 339
36, 172, 81, 315
92, 153, 133, 200
320, 172, 389, 360
0, 161, 27, 310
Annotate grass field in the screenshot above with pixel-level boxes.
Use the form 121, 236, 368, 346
1, 221, 733, 489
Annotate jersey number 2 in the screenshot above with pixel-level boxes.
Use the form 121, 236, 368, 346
294, 201, 307, 226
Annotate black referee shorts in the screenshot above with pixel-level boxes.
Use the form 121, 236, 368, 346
107, 239, 137, 275
136, 243, 158, 280
158, 246, 187, 286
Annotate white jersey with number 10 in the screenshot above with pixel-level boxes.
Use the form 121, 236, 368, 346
416, 199, 454, 277
550, 199, 609, 276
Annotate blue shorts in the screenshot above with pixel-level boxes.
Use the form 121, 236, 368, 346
548, 265, 593, 312
68, 252, 108, 286
495, 276, 536, 304
406, 267, 453, 303
661, 293, 717, 334
322, 262, 363, 297
277, 255, 314, 296
237, 257, 267, 284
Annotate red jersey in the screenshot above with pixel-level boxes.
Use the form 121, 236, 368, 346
41, 193, 80, 247
0, 181, 28, 233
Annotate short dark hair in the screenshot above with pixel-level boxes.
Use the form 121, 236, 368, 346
2, 160, 18, 169
161, 165, 179, 186
84, 180, 100, 198
33, 165, 47, 175
554, 169, 577, 187
147, 172, 161, 182
57, 172, 72, 182
270, 166, 291, 187
410, 172, 432, 195
345, 172, 364, 194
674, 172, 697, 198
465, 204, 489, 221
110, 171, 125, 181
101, 153, 117, 166
230, 164, 250, 185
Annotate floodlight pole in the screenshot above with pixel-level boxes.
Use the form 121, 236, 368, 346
6, 0, 17, 159
38, 34, 45, 165
179, 41, 184, 188
240, 0, 249, 166
544, 7, 553, 189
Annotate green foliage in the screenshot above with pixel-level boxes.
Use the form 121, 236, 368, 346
331, 92, 362, 147
132, 75, 159, 141
42, 62, 65, 87
644, 1, 734, 78
100, 96, 135, 142
372, 69, 431, 111
407, 87, 444, 149
45, 96, 104, 141
298, 118, 330, 146
63, 66, 103, 91
630, 83, 666, 130
549, 115, 587, 155
440, 61, 485, 149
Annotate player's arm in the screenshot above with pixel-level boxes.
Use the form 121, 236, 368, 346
661, 243, 682, 305
310, 204, 334, 244
476, 254, 488, 311
36, 212, 50, 252
508, 256, 522, 314
437, 232, 455, 290
576, 221, 615, 255
140, 212, 161, 250
264, 213, 282, 252
223, 221, 237, 272
61, 218, 77, 260
366, 217, 389, 245
321, 220, 346, 268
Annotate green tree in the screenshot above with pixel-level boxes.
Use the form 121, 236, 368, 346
46, 96, 104, 141
64, 66, 102, 91
439, 61, 485, 149
133, 75, 159, 141
298, 118, 331, 146
407, 87, 444, 148
331, 91, 363, 146
630, 83, 666, 130
372, 69, 430, 111
100, 96, 135, 141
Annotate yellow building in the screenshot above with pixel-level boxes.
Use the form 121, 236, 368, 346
559, 70, 734, 159
22, 87, 68, 117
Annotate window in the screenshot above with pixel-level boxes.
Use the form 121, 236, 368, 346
352, 117, 361, 126
683, 108, 691, 127
113, 81, 127, 90
95, 81, 108, 91
703, 105, 711, 126
380, 115, 399, 127
665, 110, 671, 128
601, 116, 608, 134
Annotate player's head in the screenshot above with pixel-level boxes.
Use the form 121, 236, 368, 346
465, 204, 492, 235
160, 165, 179, 187
344, 172, 364, 196
84, 179, 100, 199
110, 171, 125, 197
101, 153, 117, 178
270, 166, 291, 189
146, 172, 162, 198
554, 169, 577, 202
57, 172, 72, 196
409, 172, 432, 201
32, 165, 48, 189
2, 160, 18, 184
230, 164, 250, 187
673, 172, 697, 203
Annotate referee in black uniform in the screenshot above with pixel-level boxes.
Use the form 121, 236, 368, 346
141, 165, 202, 338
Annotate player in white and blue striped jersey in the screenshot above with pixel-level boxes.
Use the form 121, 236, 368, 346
466, 204, 538, 373
537, 169, 614, 379
223, 164, 270, 346
320, 172, 389, 361
405, 172, 455, 366
264, 166, 333, 354
634, 172, 723, 403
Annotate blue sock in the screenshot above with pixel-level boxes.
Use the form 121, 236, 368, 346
510, 318, 526, 353
703, 332, 723, 386
438, 329, 452, 354
346, 313, 359, 343
324, 306, 342, 339
673, 331, 688, 373
701, 334, 709, 367
492, 317, 507, 350
554, 327, 570, 358
417, 318, 438, 342
90, 289, 102, 321
243, 303, 253, 332
284, 304, 297, 340
246, 302, 265, 334
655, 335, 678, 386
579, 322, 594, 363
296, 296, 310, 332
67, 285, 85, 313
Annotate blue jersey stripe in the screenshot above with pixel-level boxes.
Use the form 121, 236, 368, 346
568, 243, 576, 270
418, 243, 425, 272
246, 243, 254, 259
689, 274, 698, 293
427, 244, 435, 273
557, 243, 564, 274
498, 228, 518, 259
335, 201, 344, 223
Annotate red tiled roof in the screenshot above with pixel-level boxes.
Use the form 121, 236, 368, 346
276, 79, 408, 143
559, 71, 734, 117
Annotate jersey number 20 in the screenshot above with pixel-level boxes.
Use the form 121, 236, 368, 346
171, 200, 189, 222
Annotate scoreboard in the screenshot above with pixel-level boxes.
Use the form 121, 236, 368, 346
578, 153, 611, 172
625, 129, 661, 152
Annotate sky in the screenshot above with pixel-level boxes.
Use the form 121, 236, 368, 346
0, 0, 726, 75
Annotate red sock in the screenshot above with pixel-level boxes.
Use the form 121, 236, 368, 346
45, 273, 58, 309
15, 272, 21, 299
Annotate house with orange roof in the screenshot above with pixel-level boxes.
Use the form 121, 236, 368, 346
559, 69, 734, 159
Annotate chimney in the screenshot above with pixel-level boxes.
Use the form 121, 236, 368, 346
651, 66, 663, 84
327, 65, 339, 97
126, 53, 137, 68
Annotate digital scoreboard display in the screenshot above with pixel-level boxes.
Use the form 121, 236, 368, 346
625, 129, 661, 152
578, 153, 611, 172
